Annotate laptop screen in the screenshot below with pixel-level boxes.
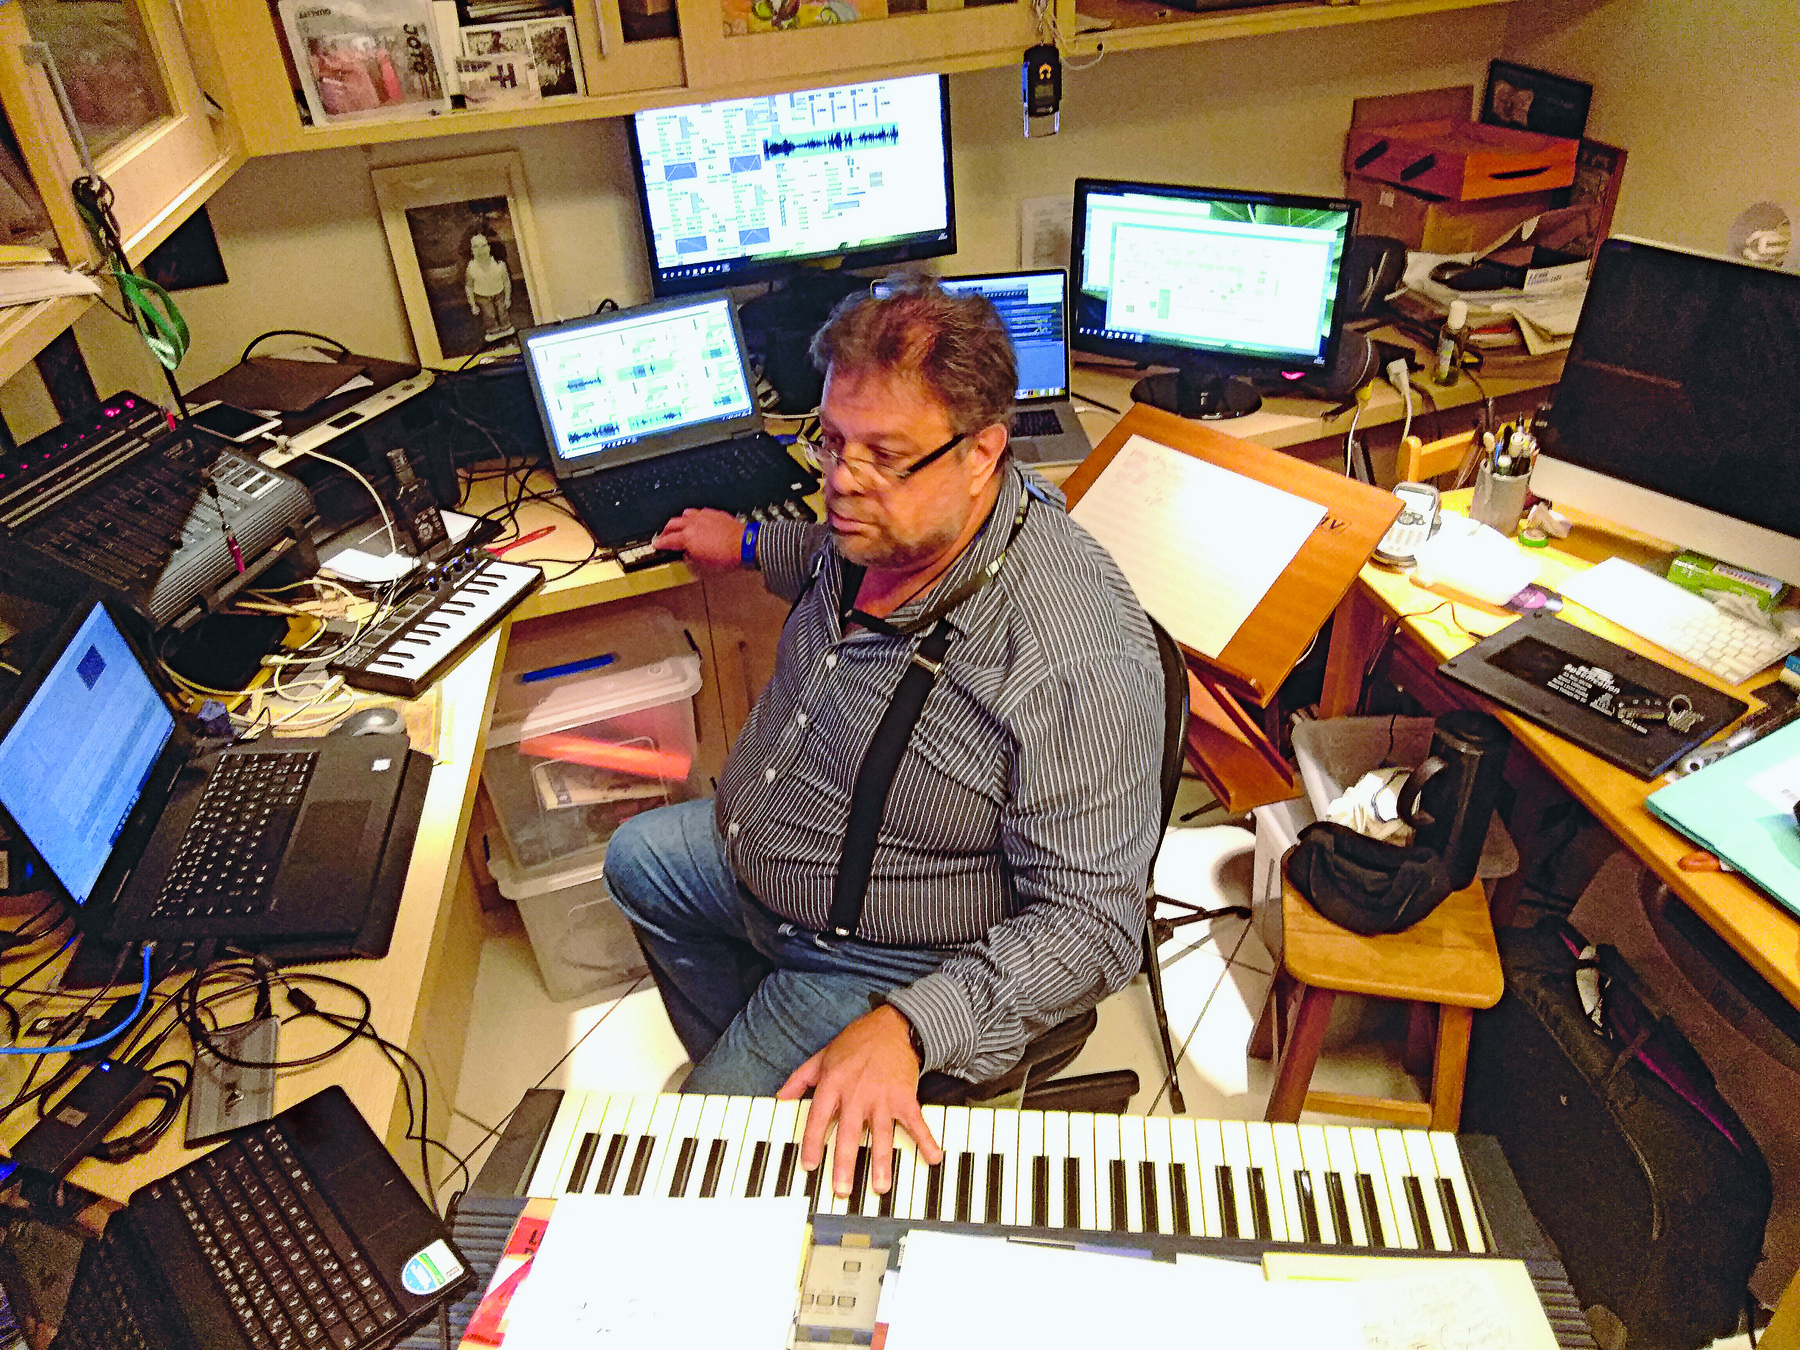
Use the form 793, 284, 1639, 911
923, 271, 1071, 402
0, 602, 173, 906
522, 295, 758, 469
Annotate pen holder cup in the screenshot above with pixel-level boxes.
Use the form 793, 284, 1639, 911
1471, 465, 1531, 536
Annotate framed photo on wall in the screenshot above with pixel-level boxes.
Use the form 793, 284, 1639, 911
371, 151, 549, 365
1480, 60, 1592, 140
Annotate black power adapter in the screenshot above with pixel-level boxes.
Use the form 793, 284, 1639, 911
13, 1060, 154, 1178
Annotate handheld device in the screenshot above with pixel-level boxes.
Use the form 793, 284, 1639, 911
1372, 480, 1440, 568
187, 400, 281, 444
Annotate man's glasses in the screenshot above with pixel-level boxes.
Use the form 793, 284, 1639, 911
803, 429, 967, 490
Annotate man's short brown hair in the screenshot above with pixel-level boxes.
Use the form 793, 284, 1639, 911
809, 275, 1016, 435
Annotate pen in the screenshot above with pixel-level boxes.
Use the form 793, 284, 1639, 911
518, 653, 616, 684
489, 525, 555, 555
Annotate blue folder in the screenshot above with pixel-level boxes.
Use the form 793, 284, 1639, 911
1646, 720, 1800, 916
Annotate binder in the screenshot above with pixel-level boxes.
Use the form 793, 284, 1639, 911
1063, 403, 1401, 812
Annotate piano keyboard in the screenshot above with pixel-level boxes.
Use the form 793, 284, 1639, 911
519, 1090, 1488, 1253
329, 550, 542, 697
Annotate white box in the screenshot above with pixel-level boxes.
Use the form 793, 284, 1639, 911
488, 841, 648, 1003
1249, 796, 1317, 963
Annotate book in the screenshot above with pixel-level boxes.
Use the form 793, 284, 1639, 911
278, 0, 451, 125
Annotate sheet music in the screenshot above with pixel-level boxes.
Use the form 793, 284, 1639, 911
1069, 433, 1327, 659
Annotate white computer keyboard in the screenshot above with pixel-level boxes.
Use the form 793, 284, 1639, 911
1558, 557, 1798, 686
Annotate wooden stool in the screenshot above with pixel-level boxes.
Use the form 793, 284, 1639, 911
1249, 876, 1503, 1130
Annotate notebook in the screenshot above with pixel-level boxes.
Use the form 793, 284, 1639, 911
0, 596, 430, 950
520, 293, 815, 557
890, 269, 1094, 466
44, 1086, 472, 1350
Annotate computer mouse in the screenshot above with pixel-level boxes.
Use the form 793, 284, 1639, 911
336, 706, 405, 737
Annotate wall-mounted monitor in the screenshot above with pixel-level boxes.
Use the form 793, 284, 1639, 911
626, 73, 956, 298
1532, 236, 1800, 585
1070, 178, 1358, 418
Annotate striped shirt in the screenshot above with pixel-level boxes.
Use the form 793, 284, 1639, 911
716, 464, 1162, 1083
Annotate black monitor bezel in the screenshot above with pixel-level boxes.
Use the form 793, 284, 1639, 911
1068, 176, 1360, 378
626, 74, 959, 299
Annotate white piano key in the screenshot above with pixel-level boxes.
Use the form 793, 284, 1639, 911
705, 1097, 752, 1198
884, 1129, 916, 1220
1039, 1111, 1069, 1229
1317, 1123, 1368, 1252
652, 1094, 707, 1198
1092, 1114, 1124, 1233
603, 1096, 661, 1196
1430, 1132, 1486, 1254
1373, 1129, 1421, 1249
934, 1107, 970, 1223
1016, 1109, 1047, 1228
779, 1097, 815, 1203
1242, 1123, 1289, 1242
1217, 1121, 1255, 1241
734, 1098, 778, 1198
762, 1097, 804, 1198
1117, 1115, 1148, 1235
1402, 1130, 1451, 1253
1269, 1123, 1309, 1244
907, 1106, 947, 1222
992, 1110, 1020, 1228
964, 1108, 995, 1226
1066, 1111, 1099, 1231
1349, 1127, 1400, 1247
1141, 1116, 1175, 1237
580, 1093, 641, 1198
527, 1088, 598, 1196
1295, 1124, 1339, 1245
625, 1094, 683, 1197
1179, 1118, 1219, 1239
821, 1120, 856, 1215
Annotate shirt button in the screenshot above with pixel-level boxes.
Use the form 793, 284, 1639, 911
796, 713, 808, 727
824, 653, 837, 669
728, 821, 740, 837
764, 767, 777, 782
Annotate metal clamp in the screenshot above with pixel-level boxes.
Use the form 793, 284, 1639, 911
21, 41, 97, 180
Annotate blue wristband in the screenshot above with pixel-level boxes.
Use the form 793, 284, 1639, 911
740, 519, 760, 569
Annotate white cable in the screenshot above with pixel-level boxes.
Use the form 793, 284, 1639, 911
292, 445, 401, 558
1386, 357, 1415, 450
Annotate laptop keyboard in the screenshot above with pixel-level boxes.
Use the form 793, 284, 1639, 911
1012, 408, 1063, 438
50, 1236, 162, 1350
570, 432, 801, 511
158, 1122, 402, 1350
153, 750, 318, 920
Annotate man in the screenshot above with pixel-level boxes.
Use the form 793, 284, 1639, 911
603, 277, 1162, 1198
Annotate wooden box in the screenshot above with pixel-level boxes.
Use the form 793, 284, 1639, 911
1344, 175, 1559, 254
1344, 117, 1577, 202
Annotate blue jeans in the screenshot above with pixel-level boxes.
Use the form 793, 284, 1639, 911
603, 798, 949, 1096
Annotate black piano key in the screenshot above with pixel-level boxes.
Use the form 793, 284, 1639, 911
1404, 1176, 1436, 1250
1032, 1157, 1049, 1228
668, 1138, 697, 1197
1437, 1177, 1471, 1252
955, 1153, 974, 1224
1325, 1173, 1355, 1245
803, 1161, 825, 1210
775, 1142, 799, 1197
1063, 1158, 1082, 1230
1139, 1162, 1158, 1234
1295, 1170, 1322, 1244
596, 1134, 627, 1195
924, 1160, 944, 1220
624, 1137, 656, 1196
1357, 1174, 1386, 1247
1216, 1166, 1239, 1240
566, 1132, 599, 1193
1170, 1166, 1190, 1236
848, 1146, 871, 1215
986, 1155, 1004, 1226
879, 1150, 898, 1219
1248, 1167, 1272, 1242
699, 1141, 726, 1198
1109, 1160, 1129, 1233
744, 1141, 770, 1197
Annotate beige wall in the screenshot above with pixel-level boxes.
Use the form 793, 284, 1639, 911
1502, 0, 1799, 254
5, 5, 1513, 436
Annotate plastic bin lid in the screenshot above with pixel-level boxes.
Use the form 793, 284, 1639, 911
491, 606, 698, 745
486, 822, 611, 900
490, 653, 702, 747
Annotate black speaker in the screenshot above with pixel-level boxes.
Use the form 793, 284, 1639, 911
761, 328, 825, 415
1280, 328, 1381, 401
1341, 234, 1408, 320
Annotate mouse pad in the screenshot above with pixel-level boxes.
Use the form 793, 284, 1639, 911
1439, 614, 1747, 779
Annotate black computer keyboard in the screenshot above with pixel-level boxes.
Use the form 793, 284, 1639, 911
152, 750, 318, 920
564, 432, 816, 545
167, 1123, 402, 1350
1012, 408, 1063, 438
52, 1236, 162, 1350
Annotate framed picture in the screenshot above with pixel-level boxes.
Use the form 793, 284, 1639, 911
1480, 60, 1592, 140
371, 151, 549, 365
1564, 139, 1628, 255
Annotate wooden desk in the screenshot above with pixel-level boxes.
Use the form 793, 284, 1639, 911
1318, 498, 1800, 1012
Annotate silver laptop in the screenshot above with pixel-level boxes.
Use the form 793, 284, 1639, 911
922, 269, 1094, 466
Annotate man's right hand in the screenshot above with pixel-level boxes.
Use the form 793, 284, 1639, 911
652, 508, 750, 570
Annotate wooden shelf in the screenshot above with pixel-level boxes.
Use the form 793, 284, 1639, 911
0, 292, 97, 386
1067, 0, 1516, 57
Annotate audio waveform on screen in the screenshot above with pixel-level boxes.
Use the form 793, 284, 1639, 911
567, 422, 619, 446
762, 124, 898, 159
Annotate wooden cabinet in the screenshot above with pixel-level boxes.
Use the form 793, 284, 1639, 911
1054, 0, 1517, 60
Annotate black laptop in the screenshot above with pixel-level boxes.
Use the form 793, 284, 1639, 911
45, 1086, 472, 1350
519, 292, 816, 560
0, 597, 430, 949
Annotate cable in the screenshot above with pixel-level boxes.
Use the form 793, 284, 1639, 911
290, 446, 401, 558
239, 330, 350, 364
0, 944, 151, 1056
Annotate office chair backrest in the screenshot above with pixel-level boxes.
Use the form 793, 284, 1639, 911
1149, 615, 1192, 871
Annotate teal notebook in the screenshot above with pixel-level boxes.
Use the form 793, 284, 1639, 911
1646, 720, 1800, 916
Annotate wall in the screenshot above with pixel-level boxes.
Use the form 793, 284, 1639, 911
1502, 0, 1800, 255
2, 5, 1511, 437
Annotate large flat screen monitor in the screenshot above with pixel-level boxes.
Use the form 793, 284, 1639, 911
626, 74, 956, 298
1531, 237, 1800, 586
1070, 178, 1358, 419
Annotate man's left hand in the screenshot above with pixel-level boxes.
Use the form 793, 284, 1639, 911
777, 1004, 943, 1196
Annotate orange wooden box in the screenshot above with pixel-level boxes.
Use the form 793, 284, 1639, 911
1344, 118, 1577, 203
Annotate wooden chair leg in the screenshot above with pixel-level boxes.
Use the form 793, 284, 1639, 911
1403, 1001, 1436, 1079
1248, 968, 1293, 1061
1430, 1004, 1474, 1131
1265, 984, 1334, 1123
1141, 925, 1187, 1113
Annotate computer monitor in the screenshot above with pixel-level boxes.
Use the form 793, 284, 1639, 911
1070, 178, 1358, 419
1531, 236, 1800, 587
626, 73, 956, 300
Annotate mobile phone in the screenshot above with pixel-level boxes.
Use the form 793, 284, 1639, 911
1372, 480, 1440, 568
187, 400, 281, 444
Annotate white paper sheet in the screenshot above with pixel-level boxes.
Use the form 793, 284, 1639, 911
1069, 433, 1326, 658
496, 1194, 809, 1349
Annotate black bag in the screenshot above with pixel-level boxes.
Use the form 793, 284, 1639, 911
1285, 821, 1453, 935
1464, 918, 1771, 1350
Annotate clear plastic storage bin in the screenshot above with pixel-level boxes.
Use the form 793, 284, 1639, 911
486, 840, 648, 1003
